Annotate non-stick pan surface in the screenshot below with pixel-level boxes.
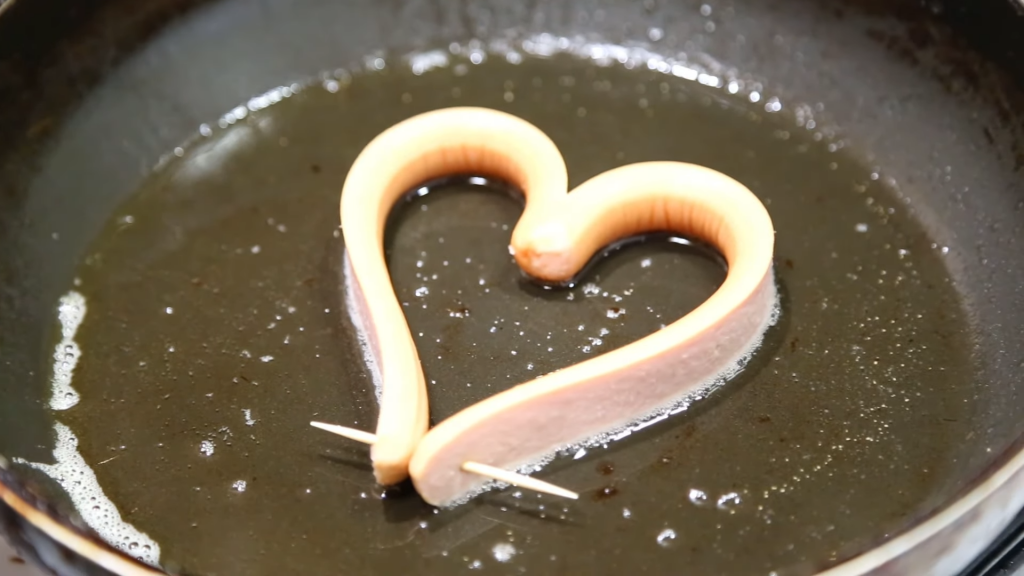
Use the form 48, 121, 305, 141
1, 0, 1023, 575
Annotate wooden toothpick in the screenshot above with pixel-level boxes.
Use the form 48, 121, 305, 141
460, 461, 578, 500
309, 421, 379, 445
310, 421, 579, 501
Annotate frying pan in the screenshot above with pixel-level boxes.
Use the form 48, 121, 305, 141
1, 0, 1023, 574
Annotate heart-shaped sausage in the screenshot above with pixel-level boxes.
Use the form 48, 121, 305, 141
340, 107, 776, 506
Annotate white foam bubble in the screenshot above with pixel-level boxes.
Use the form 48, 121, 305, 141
14, 423, 161, 566
492, 542, 516, 563
50, 291, 86, 411
688, 488, 708, 505
716, 491, 742, 510
407, 49, 450, 75
461, 33, 811, 133
199, 440, 215, 456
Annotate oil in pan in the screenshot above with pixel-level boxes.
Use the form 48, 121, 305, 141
18, 38, 979, 576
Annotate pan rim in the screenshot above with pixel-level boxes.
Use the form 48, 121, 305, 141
0, 476, 162, 576
0, 0, 1021, 572
820, 443, 1024, 574
3, 435, 1024, 574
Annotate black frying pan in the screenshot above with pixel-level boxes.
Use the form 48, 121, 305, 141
1, 0, 1024, 574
